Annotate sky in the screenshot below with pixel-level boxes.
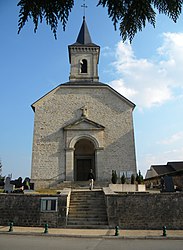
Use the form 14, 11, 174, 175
0, 0, 183, 179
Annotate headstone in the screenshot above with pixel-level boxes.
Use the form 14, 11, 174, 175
162, 175, 175, 192
30, 182, 34, 190
10, 177, 23, 193
4, 177, 14, 193
0, 178, 4, 187
23, 177, 30, 190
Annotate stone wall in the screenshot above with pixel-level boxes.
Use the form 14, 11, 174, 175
105, 191, 183, 229
0, 192, 183, 229
0, 194, 69, 228
109, 184, 146, 192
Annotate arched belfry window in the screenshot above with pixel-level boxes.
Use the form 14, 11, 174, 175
80, 59, 87, 73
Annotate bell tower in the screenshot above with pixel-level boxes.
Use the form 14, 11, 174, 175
68, 17, 100, 82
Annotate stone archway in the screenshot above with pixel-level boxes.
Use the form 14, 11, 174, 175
74, 139, 95, 181
65, 134, 103, 181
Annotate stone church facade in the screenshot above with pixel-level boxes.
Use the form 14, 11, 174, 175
31, 18, 137, 189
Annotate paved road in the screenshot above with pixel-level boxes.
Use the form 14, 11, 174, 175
0, 235, 182, 250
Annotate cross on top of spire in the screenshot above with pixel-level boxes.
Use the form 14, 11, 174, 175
81, 0, 87, 19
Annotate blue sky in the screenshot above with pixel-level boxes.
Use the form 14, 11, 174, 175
0, 0, 183, 179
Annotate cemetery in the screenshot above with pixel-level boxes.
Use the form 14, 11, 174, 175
2, 176, 33, 193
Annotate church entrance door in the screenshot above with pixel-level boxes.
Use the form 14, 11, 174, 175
74, 139, 95, 181
76, 158, 93, 181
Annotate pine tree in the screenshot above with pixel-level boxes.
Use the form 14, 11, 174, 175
138, 170, 144, 184
121, 173, 126, 184
111, 170, 118, 184
17, 0, 183, 42
131, 174, 135, 184
136, 170, 144, 184
0, 160, 2, 178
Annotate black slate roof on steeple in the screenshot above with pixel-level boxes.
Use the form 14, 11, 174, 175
76, 16, 92, 44
72, 17, 99, 46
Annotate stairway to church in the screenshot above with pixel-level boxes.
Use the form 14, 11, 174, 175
67, 190, 109, 229
53, 181, 109, 190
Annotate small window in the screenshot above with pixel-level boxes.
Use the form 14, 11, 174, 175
41, 197, 58, 212
80, 59, 87, 73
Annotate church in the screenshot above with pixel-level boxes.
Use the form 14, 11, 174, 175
31, 17, 137, 189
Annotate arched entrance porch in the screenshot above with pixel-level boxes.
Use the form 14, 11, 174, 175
65, 134, 103, 182
74, 139, 95, 181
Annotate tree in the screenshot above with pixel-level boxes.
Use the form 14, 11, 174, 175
121, 173, 126, 184
130, 174, 135, 184
17, 0, 183, 42
0, 159, 5, 186
136, 170, 144, 184
111, 170, 118, 184
0, 159, 2, 178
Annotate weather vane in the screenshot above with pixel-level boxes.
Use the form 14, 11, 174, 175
81, 0, 87, 19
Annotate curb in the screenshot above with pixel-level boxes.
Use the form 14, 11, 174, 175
0, 231, 183, 240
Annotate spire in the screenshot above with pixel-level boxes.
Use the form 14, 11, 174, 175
68, 14, 100, 82
76, 16, 92, 45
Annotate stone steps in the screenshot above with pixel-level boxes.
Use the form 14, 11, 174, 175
68, 215, 108, 219
70, 199, 106, 203
69, 203, 107, 207
51, 181, 109, 190
67, 190, 109, 229
68, 219, 108, 224
66, 224, 109, 229
69, 207, 106, 211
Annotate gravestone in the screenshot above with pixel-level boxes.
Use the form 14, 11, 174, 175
23, 177, 30, 190
0, 178, 4, 187
162, 175, 175, 192
4, 177, 14, 193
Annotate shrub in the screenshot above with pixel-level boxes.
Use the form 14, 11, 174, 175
131, 174, 135, 184
121, 173, 126, 184
136, 170, 144, 184
111, 170, 118, 184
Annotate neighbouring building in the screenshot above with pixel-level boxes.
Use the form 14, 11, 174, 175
31, 17, 137, 189
145, 161, 183, 190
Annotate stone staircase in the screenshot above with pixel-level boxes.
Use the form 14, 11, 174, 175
51, 181, 109, 190
67, 190, 109, 228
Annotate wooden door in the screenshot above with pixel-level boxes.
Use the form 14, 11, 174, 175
76, 158, 92, 181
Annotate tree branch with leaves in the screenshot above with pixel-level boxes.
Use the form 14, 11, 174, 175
17, 0, 183, 42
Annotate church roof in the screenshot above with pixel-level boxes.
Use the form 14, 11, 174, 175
31, 82, 136, 111
70, 17, 99, 47
61, 82, 136, 109
76, 16, 92, 44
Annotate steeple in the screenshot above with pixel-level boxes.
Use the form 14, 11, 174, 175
68, 18, 100, 82
71, 16, 98, 47
76, 17, 92, 45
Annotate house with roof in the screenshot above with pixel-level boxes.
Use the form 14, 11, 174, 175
145, 161, 183, 190
31, 17, 137, 189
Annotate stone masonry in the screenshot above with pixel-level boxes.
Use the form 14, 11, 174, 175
104, 191, 183, 229
0, 194, 68, 228
31, 84, 136, 189
0, 192, 183, 229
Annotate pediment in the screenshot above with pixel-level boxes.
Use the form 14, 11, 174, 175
31, 82, 135, 112
64, 118, 105, 131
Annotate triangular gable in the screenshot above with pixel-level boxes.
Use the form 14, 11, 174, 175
31, 82, 135, 112
64, 118, 105, 131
